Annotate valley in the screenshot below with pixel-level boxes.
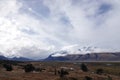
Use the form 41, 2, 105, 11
0, 60, 120, 80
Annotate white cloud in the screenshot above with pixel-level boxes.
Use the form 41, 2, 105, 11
0, 0, 120, 59
44, 0, 120, 50
0, 0, 57, 59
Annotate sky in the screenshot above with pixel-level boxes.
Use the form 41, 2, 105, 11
0, 0, 120, 59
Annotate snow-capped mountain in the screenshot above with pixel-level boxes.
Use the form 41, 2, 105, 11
51, 46, 108, 57
45, 46, 120, 61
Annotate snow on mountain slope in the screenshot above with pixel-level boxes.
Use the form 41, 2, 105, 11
51, 45, 110, 57
45, 45, 120, 61
51, 51, 68, 57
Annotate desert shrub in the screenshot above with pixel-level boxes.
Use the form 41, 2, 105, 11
3, 64, 13, 71
58, 68, 69, 78
24, 64, 35, 72
69, 77, 78, 80
80, 63, 88, 72
56, 77, 77, 80
96, 68, 104, 75
34, 68, 41, 72
54, 68, 57, 75
84, 76, 93, 80
107, 76, 112, 80
34, 67, 45, 72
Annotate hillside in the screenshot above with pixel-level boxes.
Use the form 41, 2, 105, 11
45, 52, 120, 61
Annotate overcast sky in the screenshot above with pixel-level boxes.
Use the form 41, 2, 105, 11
0, 0, 120, 59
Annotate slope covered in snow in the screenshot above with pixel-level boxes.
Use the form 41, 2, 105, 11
51, 45, 110, 57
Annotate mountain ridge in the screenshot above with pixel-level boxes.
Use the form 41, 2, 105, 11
0, 55, 33, 61
45, 52, 120, 61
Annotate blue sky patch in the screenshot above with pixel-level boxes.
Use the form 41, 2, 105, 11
98, 3, 112, 15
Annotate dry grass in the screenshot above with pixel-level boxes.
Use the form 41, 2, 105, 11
0, 61, 120, 80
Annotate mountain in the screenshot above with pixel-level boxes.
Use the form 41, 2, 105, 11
45, 46, 120, 61
45, 52, 120, 61
0, 55, 32, 61
51, 46, 109, 57
9, 57, 32, 61
0, 55, 8, 60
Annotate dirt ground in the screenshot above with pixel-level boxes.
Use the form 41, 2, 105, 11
0, 61, 120, 80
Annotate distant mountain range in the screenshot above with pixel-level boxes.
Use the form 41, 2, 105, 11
10, 57, 32, 61
0, 46, 120, 61
50, 46, 111, 57
45, 52, 120, 61
0, 55, 8, 60
0, 55, 32, 61
45, 46, 120, 61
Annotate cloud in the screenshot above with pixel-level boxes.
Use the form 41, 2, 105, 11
43, 0, 120, 49
0, 0, 56, 59
0, 0, 120, 59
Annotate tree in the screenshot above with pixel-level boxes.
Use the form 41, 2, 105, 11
3, 64, 13, 71
24, 64, 35, 72
80, 63, 88, 72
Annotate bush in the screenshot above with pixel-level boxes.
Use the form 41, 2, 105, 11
107, 76, 112, 80
34, 68, 44, 72
69, 77, 78, 80
3, 64, 13, 71
84, 76, 93, 80
24, 64, 35, 72
57, 77, 77, 80
80, 63, 88, 72
54, 68, 57, 75
58, 68, 69, 78
96, 68, 104, 75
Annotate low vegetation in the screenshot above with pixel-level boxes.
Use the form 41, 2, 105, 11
96, 68, 104, 75
3, 63, 13, 71
80, 63, 88, 72
24, 64, 35, 72
58, 68, 69, 78
0, 60, 119, 80
84, 76, 93, 80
